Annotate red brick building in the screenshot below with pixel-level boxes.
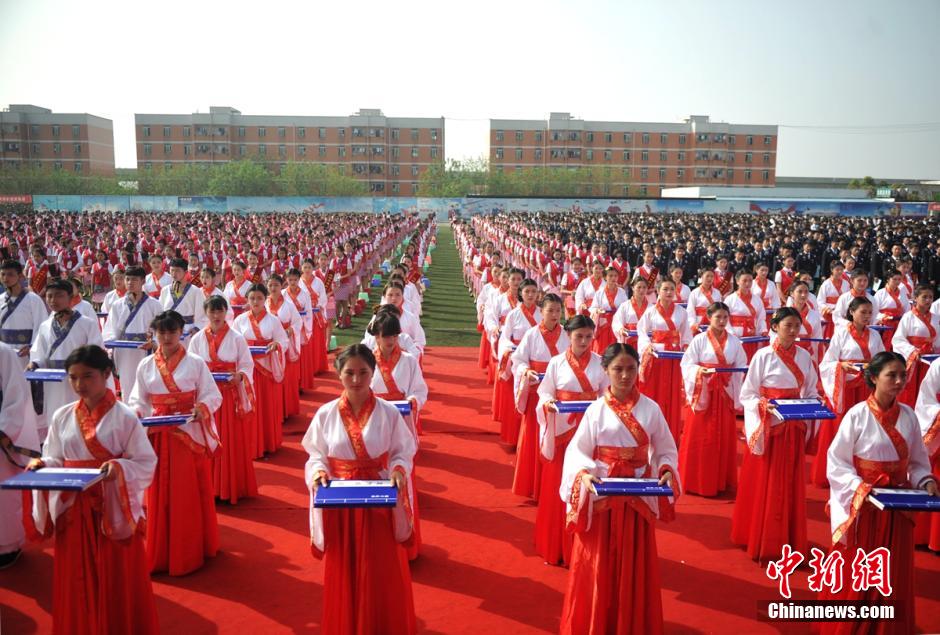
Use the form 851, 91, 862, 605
134, 107, 445, 196
490, 113, 778, 197
0, 104, 115, 175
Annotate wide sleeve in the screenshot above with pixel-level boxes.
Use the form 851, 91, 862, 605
611, 301, 629, 342
636, 309, 653, 356
404, 355, 429, 410
535, 357, 561, 460
677, 308, 692, 348
826, 406, 866, 544
680, 336, 709, 411
646, 400, 680, 521
0, 344, 39, 454
28, 323, 49, 366
127, 364, 153, 418
819, 331, 845, 410
560, 402, 601, 532
30, 296, 48, 339
103, 407, 157, 540
301, 407, 331, 556
915, 359, 940, 455
891, 315, 916, 360
740, 352, 770, 455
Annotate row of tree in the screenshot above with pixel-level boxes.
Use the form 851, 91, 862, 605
416, 158, 623, 197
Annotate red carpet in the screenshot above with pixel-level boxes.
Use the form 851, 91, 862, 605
2, 346, 939, 633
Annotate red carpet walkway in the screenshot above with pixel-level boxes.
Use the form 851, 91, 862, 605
2, 347, 939, 633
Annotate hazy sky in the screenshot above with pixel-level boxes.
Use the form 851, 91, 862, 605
2, 0, 938, 179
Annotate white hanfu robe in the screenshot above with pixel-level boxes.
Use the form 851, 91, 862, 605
398, 307, 426, 355
827, 402, 933, 541
820, 326, 884, 414
680, 330, 746, 412
637, 303, 692, 360
535, 351, 608, 460
818, 278, 849, 323
560, 392, 678, 529
0, 342, 39, 554
102, 294, 162, 401
284, 287, 314, 344
833, 291, 881, 328
891, 309, 940, 361
143, 271, 172, 299
589, 287, 628, 329
361, 332, 421, 359
267, 298, 303, 362
768, 305, 824, 360
497, 305, 541, 379
874, 288, 910, 324
159, 283, 208, 336
723, 290, 767, 338
740, 345, 820, 455
128, 352, 223, 452
34, 397, 156, 541
0, 289, 48, 368
74, 299, 97, 323
685, 286, 722, 327
574, 278, 604, 314
916, 358, 940, 457
29, 313, 105, 434
187, 326, 255, 414
370, 350, 428, 439
302, 396, 417, 552
753, 279, 781, 311
222, 279, 252, 315
231, 312, 288, 383
610, 298, 649, 343
484, 292, 517, 361
511, 325, 570, 414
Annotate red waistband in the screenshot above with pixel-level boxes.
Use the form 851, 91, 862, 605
151, 390, 196, 416
327, 452, 389, 480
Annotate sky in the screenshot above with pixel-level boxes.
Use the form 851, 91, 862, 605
1, 0, 938, 179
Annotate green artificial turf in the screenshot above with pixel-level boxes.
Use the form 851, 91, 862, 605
333, 223, 480, 349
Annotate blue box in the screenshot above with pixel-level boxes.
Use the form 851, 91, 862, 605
25, 369, 67, 382
869, 488, 940, 512
313, 480, 398, 508
140, 414, 190, 427
594, 477, 674, 497
211, 372, 233, 382
249, 346, 268, 356
653, 350, 684, 360
390, 400, 412, 415
2, 468, 105, 491
556, 400, 593, 414
770, 399, 836, 421
104, 340, 148, 349
740, 335, 770, 344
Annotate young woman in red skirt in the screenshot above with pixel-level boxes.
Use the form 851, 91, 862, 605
285, 268, 316, 391
300, 258, 329, 374
496, 277, 540, 446
189, 295, 258, 503
559, 342, 678, 635
266, 275, 303, 418
892, 284, 940, 408
590, 267, 628, 354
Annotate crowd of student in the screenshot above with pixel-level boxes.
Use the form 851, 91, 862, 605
0, 210, 435, 634
456, 211, 940, 635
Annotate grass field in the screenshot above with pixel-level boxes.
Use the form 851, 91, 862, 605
333, 223, 480, 349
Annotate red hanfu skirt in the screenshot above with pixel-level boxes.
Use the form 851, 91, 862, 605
639, 358, 684, 444
817, 505, 915, 634
299, 341, 316, 391
730, 422, 808, 562
320, 507, 417, 635
899, 357, 928, 409
511, 390, 543, 499
914, 454, 940, 551
560, 501, 664, 635
283, 357, 301, 417
495, 376, 522, 445
679, 387, 737, 497
312, 321, 329, 374
254, 368, 284, 456
406, 471, 422, 561
478, 331, 490, 370
146, 429, 219, 575
592, 321, 615, 354
53, 487, 158, 635
534, 432, 575, 566
211, 384, 258, 504
811, 381, 869, 487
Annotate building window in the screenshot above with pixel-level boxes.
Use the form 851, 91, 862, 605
391, 128, 400, 140
74, 162, 82, 172
54, 161, 62, 170
569, 131, 580, 141
621, 151, 630, 161
640, 168, 648, 179
297, 145, 306, 157
411, 165, 419, 176
764, 136, 771, 145
391, 165, 400, 176
640, 185, 647, 196
338, 146, 346, 157
352, 127, 363, 137
278, 127, 286, 138
534, 149, 543, 160
181, 126, 190, 137
745, 152, 752, 163
164, 162, 172, 170
30, 124, 39, 137
745, 169, 752, 181
52, 142, 60, 154
534, 131, 543, 142
746, 135, 753, 145
238, 145, 246, 156
696, 168, 707, 178
623, 133, 632, 143
392, 183, 400, 194
338, 128, 345, 139
236, 127, 245, 137
585, 132, 594, 143
762, 170, 769, 181
660, 133, 668, 144
318, 127, 327, 139
515, 131, 523, 142
677, 168, 684, 179
143, 126, 150, 137
763, 152, 770, 164
411, 147, 419, 158
258, 144, 266, 156
183, 144, 191, 156
678, 151, 685, 161
727, 168, 733, 179
585, 150, 593, 161
728, 135, 736, 145
278, 144, 286, 157
679, 134, 686, 145
72, 143, 82, 155
659, 168, 667, 179
495, 130, 504, 142
71, 125, 80, 138
369, 165, 384, 175
495, 148, 504, 160
604, 150, 612, 161
258, 127, 266, 137
411, 182, 418, 192
161, 126, 170, 137
515, 148, 523, 160
660, 151, 667, 162
298, 127, 305, 138
143, 143, 152, 156
392, 147, 400, 158
163, 143, 171, 154
642, 133, 650, 144
30, 143, 39, 154
410, 129, 419, 141
430, 147, 439, 159
318, 145, 327, 157
641, 151, 648, 161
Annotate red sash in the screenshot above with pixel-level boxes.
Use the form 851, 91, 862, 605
642, 266, 658, 288
521, 303, 537, 327
779, 269, 795, 296
604, 286, 619, 312
337, 391, 377, 461
374, 346, 405, 401
540, 324, 561, 355
731, 292, 758, 336
755, 278, 772, 309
